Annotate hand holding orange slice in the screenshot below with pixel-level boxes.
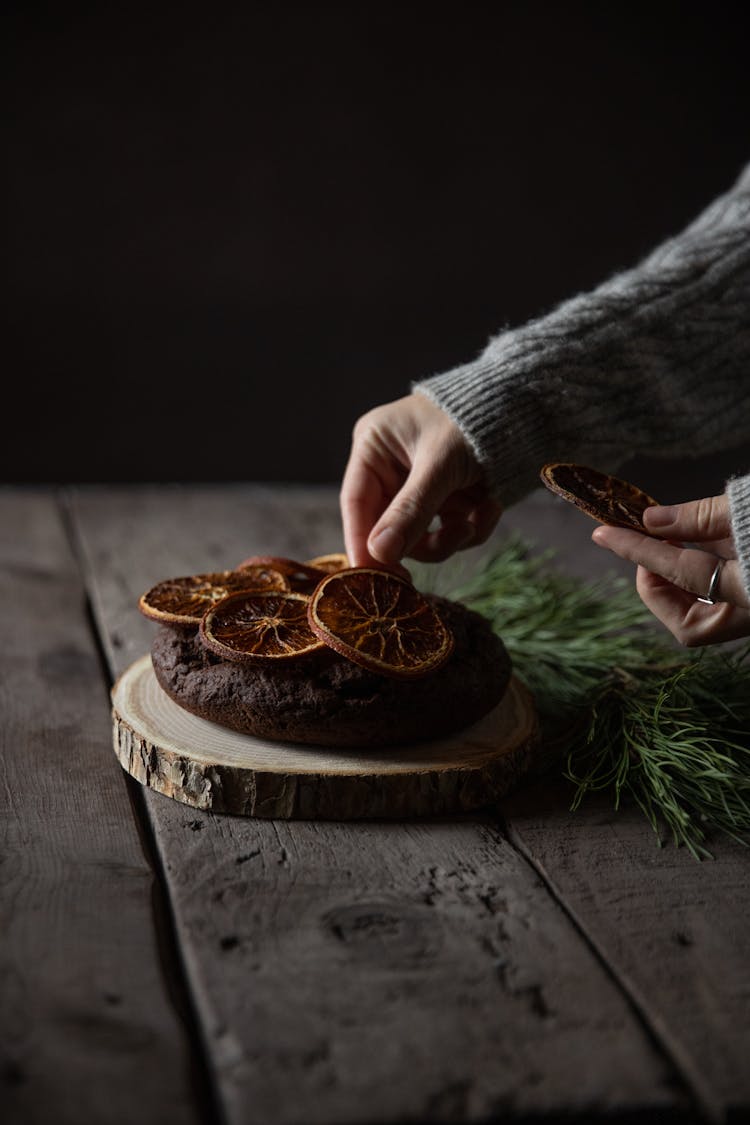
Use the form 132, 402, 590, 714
308, 568, 453, 679
139, 567, 288, 627
540, 463, 660, 535
200, 591, 324, 662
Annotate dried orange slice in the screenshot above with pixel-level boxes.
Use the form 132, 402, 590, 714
200, 591, 325, 662
236, 554, 327, 592
139, 568, 289, 627
304, 552, 350, 573
308, 568, 453, 679
540, 462, 661, 535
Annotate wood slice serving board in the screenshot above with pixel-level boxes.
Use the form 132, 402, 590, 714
111, 655, 539, 820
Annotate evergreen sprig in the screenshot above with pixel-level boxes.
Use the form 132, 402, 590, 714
565, 653, 750, 859
412, 534, 750, 858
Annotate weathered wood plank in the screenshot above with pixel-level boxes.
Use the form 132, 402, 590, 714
500, 490, 750, 1124
501, 779, 750, 1124
71, 483, 690, 1123
0, 489, 204, 1125
158, 813, 685, 1124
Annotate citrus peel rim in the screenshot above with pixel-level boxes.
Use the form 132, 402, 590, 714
539, 462, 661, 535
307, 567, 454, 680
304, 552, 350, 573
200, 589, 325, 663
235, 554, 332, 592
138, 568, 290, 627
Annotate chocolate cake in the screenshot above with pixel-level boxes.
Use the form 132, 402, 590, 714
150, 595, 511, 748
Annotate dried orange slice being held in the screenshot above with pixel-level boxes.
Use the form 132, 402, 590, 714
201, 590, 325, 662
138, 567, 289, 627
540, 462, 660, 535
308, 568, 453, 679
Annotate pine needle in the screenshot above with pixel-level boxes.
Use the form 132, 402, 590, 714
413, 533, 750, 858
565, 653, 750, 859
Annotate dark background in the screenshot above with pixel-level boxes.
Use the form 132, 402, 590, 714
5, 4, 749, 498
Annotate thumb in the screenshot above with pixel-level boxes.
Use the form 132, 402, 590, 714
643, 494, 731, 542
367, 457, 456, 564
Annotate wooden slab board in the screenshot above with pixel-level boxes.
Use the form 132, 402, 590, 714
502, 776, 750, 1123
112, 654, 539, 819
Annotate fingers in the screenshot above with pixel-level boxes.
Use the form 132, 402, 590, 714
339, 459, 412, 577
592, 525, 749, 609
636, 566, 750, 647
347, 462, 499, 568
340, 457, 390, 569
643, 493, 732, 542
366, 451, 465, 564
340, 403, 412, 568
592, 522, 750, 647
406, 492, 503, 563
341, 392, 500, 569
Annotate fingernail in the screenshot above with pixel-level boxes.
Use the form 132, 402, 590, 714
591, 527, 607, 546
369, 526, 405, 562
644, 505, 676, 529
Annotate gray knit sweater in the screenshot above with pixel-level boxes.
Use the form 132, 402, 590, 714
415, 162, 750, 598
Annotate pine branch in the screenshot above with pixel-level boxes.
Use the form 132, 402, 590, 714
412, 534, 750, 858
565, 653, 750, 859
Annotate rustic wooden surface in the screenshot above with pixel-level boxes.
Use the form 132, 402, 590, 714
502, 779, 750, 1124
112, 654, 538, 818
4, 482, 749, 1125
0, 490, 203, 1125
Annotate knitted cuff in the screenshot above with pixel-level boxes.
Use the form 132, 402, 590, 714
413, 350, 557, 508
727, 472, 750, 601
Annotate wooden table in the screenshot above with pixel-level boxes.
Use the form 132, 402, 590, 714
4, 483, 749, 1125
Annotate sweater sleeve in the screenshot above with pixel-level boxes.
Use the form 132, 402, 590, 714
728, 473, 750, 599
414, 162, 750, 512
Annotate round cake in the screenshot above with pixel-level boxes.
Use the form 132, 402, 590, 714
150, 594, 511, 748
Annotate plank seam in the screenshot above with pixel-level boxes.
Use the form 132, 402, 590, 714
59, 487, 226, 1125
496, 807, 719, 1125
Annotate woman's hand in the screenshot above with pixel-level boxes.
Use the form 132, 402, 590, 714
592, 493, 750, 646
340, 393, 502, 568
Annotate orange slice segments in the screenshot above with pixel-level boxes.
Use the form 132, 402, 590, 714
200, 590, 325, 662
304, 552, 350, 573
138, 568, 289, 627
308, 568, 453, 679
539, 462, 660, 534
235, 554, 328, 592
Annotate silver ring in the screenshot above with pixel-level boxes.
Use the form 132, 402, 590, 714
696, 558, 724, 605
